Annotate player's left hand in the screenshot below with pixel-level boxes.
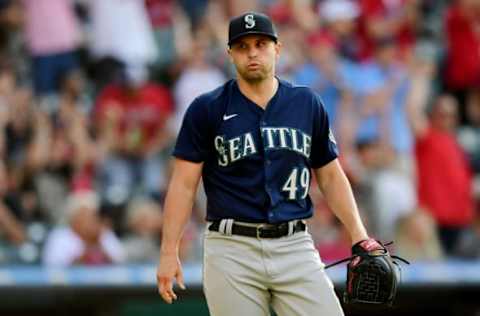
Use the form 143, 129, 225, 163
325, 238, 409, 308
352, 238, 383, 254
157, 252, 186, 304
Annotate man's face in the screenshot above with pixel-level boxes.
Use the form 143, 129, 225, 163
311, 43, 336, 67
72, 207, 102, 243
375, 43, 397, 67
431, 96, 459, 131
228, 35, 280, 83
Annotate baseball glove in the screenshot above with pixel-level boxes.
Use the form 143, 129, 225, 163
325, 238, 409, 309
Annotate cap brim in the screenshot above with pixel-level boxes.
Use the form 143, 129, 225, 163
228, 32, 278, 46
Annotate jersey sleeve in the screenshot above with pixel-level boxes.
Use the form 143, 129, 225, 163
172, 97, 211, 163
310, 93, 339, 168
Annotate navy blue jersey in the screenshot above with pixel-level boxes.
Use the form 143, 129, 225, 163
173, 78, 338, 223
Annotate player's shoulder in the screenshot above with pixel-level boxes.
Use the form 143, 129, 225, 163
279, 78, 320, 99
278, 78, 324, 108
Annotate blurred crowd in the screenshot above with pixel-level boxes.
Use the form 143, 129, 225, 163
0, 0, 478, 266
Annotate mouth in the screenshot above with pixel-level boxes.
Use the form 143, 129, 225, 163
247, 62, 261, 70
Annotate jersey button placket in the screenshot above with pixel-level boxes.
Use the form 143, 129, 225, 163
261, 116, 274, 222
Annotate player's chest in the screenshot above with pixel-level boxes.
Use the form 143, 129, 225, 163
213, 107, 313, 167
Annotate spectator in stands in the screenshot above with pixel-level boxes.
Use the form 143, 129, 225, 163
353, 37, 413, 174
122, 198, 162, 263
177, 0, 210, 29
56, 71, 97, 193
0, 79, 42, 263
42, 191, 125, 266
145, 0, 175, 69
94, 66, 174, 215
224, 0, 260, 18
1, 78, 45, 224
293, 31, 358, 132
454, 213, 480, 258
0, 0, 22, 46
317, 0, 361, 61
353, 139, 416, 241
357, 0, 419, 61
395, 209, 444, 261
444, 0, 480, 124
0, 60, 19, 156
29, 71, 96, 224
85, 0, 157, 81
0, 60, 27, 146
56, 69, 93, 115
407, 75, 475, 254
171, 32, 226, 135
0, 0, 27, 84
22, 0, 81, 99
266, 0, 319, 32
0, 201, 26, 263
457, 90, 480, 175
457, 91, 480, 203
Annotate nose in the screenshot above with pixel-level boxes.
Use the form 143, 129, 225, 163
247, 46, 258, 59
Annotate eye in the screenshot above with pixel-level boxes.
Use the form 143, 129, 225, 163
235, 42, 247, 50
257, 40, 267, 48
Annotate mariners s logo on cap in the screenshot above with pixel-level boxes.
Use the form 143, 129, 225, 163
244, 14, 256, 29
228, 12, 278, 46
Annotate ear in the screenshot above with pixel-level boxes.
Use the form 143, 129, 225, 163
227, 47, 234, 63
275, 41, 282, 60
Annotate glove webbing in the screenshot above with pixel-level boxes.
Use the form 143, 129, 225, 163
324, 241, 410, 269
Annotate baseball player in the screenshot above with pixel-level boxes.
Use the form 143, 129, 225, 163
157, 12, 380, 316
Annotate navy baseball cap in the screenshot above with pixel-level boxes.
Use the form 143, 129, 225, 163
228, 12, 278, 46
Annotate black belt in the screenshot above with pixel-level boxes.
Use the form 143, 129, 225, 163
208, 220, 306, 238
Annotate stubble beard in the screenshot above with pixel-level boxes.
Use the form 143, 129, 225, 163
237, 63, 273, 84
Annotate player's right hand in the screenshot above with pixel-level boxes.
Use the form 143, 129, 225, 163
157, 252, 186, 304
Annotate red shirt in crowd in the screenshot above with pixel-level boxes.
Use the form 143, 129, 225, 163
415, 127, 474, 227
316, 240, 351, 263
444, 4, 480, 90
358, 0, 416, 60
144, 0, 174, 28
95, 83, 173, 155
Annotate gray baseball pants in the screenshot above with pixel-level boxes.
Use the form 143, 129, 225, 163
202, 220, 344, 316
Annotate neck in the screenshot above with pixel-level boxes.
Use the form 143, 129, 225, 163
236, 75, 278, 108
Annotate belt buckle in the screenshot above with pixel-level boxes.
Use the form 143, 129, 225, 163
256, 224, 266, 239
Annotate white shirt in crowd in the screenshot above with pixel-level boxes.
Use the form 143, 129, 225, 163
171, 67, 226, 134
42, 226, 126, 266
85, 0, 157, 68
